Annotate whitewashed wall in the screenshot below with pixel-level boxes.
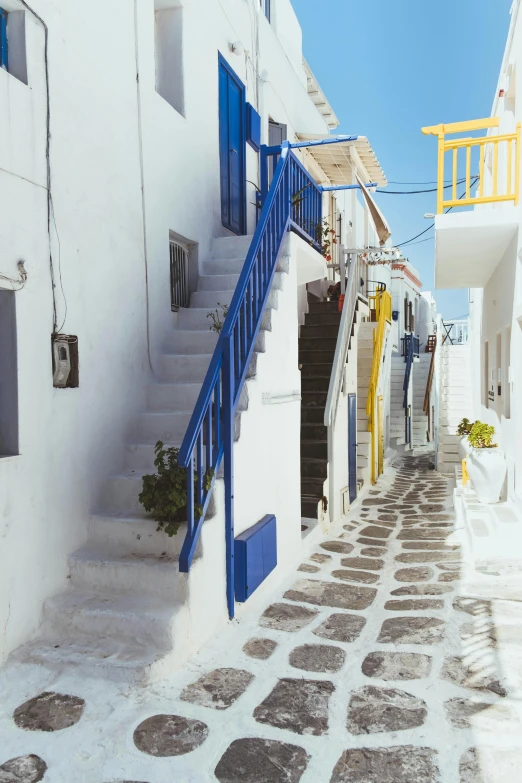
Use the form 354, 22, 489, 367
0, 0, 330, 662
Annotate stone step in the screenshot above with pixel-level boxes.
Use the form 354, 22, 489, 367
304, 312, 342, 327
163, 330, 218, 355
157, 352, 212, 383
42, 589, 176, 650
301, 440, 327, 460
211, 235, 253, 259
13, 635, 177, 686
68, 546, 183, 600
88, 511, 191, 558
300, 363, 333, 377
136, 411, 192, 446
301, 457, 328, 479
301, 376, 330, 393
301, 496, 320, 519
146, 382, 201, 413
300, 323, 340, 339
307, 301, 340, 313
191, 287, 279, 311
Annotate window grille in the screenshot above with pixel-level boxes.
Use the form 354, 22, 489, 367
170, 240, 190, 311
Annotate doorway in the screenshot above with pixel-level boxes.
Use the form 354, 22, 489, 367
218, 55, 246, 235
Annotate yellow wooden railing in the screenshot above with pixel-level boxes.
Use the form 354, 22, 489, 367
422, 117, 521, 213
366, 290, 392, 484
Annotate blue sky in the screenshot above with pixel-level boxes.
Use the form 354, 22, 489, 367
293, 0, 513, 318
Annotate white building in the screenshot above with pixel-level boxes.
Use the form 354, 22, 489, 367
423, 0, 522, 548
0, 0, 394, 678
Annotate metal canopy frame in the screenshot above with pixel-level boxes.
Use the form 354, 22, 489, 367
262, 136, 379, 193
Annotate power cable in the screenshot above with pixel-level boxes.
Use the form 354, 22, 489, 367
377, 178, 470, 195
395, 177, 479, 248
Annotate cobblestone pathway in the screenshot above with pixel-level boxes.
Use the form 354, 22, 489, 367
1, 454, 522, 782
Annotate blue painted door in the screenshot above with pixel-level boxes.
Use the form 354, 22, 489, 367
219, 57, 246, 235
348, 394, 357, 503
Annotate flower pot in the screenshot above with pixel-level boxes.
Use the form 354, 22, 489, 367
458, 436, 471, 460
338, 294, 345, 313
466, 447, 506, 504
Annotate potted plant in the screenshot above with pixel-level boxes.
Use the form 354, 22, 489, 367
466, 422, 506, 504
456, 417, 473, 460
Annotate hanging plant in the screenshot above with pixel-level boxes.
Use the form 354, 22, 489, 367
139, 441, 214, 537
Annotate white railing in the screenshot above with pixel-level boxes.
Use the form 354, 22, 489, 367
324, 255, 358, 515
442, 318, 470, 345
324, 256, 358, 428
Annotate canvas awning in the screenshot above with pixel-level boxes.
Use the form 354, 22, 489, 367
296, 133, 388, 187
356, 172, 391, 246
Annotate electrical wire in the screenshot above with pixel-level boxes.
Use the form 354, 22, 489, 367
395, 177, 479, 248
19, 0, 68, 335
376, 178, 471, 195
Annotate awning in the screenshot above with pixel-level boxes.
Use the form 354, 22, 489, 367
296, 133, 388, 187
356, 173, 391, 246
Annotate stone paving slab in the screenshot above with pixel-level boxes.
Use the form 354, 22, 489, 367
1, 453, 521, 783
284, 579, 377, 610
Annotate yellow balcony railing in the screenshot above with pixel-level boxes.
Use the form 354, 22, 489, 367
422, 117, 521, 214
366, 289, 392, 484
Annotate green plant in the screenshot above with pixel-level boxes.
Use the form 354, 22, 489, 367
468, 421, 497, 449
291, 183, 312, 214
314, 218, 337, 261
139, 441, 214, 536
456, 418, 473, 436
207, 303, 229, 333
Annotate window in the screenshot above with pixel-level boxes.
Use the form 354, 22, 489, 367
0, 7, 27, 84
0, 290, 19, 456
154, 2, 184, 115
170, 239, 190, 311
261, 0, 271, 22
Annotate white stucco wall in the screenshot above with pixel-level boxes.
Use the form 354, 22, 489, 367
0, 0, 331, 662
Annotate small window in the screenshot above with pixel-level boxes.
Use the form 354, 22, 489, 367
154, 2, 184, 115
0, 8, 27, 84
170, 239, 190, 311
264, 0, 271, 22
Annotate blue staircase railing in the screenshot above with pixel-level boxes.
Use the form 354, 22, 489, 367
177, 141, 322, 619
402, 333, 419, 445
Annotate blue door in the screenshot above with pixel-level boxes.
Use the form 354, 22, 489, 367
219, 56, 246, 235
348, 394, 357, 503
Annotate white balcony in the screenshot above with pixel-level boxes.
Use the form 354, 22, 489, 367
434, 207, 519, 288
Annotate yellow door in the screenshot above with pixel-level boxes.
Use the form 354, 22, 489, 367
378, 396, 384, 477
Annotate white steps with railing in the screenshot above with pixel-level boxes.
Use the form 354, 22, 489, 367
12, 234, 288, 682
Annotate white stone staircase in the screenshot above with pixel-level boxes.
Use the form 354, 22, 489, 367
12, 235, 289, 683
390, 353, 406, 446
437, 344, 472, 474
411, 353, 431, 446
356, 321, 377, 485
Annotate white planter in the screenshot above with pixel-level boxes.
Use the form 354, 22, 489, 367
458, 436, 471, 460
467, 447, 506, 504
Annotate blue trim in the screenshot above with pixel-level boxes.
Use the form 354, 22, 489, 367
0, 9, 8, 71
178, 143, 322, 619
218, 52, 247, 235
321, 182, 377, 192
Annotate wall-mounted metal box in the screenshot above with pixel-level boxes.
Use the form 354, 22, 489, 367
234, 514, 277, 602
246, 103, 261, 152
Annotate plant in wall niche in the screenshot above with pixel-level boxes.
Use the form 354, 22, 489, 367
207, 303, 229, 333
314, 218, 337, 261
456, 418, 473, 436
139, 441, 214, 536
465, 422, 506, 505
468, 421, 497, 449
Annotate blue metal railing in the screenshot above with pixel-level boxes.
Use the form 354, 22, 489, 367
177, 141, 322, 619
402, 333, 419, 408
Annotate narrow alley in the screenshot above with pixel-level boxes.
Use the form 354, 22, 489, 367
1, 453, 521, 783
